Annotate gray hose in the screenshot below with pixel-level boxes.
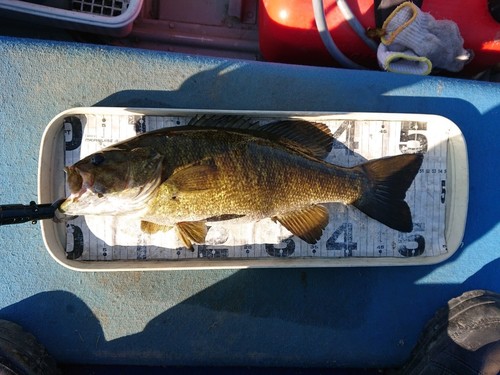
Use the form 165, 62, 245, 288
337, 0, 378, 50
312, 0, 366, 69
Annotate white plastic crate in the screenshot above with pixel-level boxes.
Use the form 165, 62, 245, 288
0, 0, 143, 36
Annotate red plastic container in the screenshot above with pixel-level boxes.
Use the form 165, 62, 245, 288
259, 0, 500, 72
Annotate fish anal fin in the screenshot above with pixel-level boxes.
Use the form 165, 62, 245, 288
141, 221, 172, 234
175, 221, 208, 251
273, 205, 329, 244
168, 160, 218, 192
353, 153, 424, 232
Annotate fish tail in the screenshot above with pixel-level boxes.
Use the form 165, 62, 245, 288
352, 153, 424, 232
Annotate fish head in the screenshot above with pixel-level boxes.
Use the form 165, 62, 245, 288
60, 146, 164, 215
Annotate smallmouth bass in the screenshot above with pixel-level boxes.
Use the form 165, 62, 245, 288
60, 115, 424, 249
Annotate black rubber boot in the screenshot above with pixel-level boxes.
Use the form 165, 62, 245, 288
398, 289, 500, 375
0, 320, 60, 375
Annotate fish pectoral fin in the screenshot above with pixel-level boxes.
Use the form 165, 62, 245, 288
140, 221, 172, 234
273, 205, 329, 244
175, 221, 208, 251
168, 160, 219, 192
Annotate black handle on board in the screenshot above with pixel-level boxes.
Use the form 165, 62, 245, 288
0, 200, 64, 226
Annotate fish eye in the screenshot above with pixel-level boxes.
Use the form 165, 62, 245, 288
91, 153, 105, 166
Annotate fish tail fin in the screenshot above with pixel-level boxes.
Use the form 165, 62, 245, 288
352, 153, 423, 232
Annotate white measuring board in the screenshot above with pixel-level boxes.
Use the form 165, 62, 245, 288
58, 109, 457, 266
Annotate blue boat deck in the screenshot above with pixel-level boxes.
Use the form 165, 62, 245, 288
0, 34, 499, 370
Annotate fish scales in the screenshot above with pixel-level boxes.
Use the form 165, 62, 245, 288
143, 135, 364, 225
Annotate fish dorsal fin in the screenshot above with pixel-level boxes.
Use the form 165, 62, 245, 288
260, 120, 334, 160
175, 221, 208, 250
188, 114, 261, 130
273, 205, 329, 244
188, 115, 334, 160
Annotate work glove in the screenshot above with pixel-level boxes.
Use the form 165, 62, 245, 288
377, 2, 471, 74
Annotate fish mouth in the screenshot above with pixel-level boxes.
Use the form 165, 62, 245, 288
63, 166, 94, 202
60, 160, 163, 216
